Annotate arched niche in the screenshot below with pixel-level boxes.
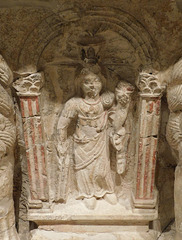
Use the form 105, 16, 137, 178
16, 6, 158, 138
14, 7, 162, 230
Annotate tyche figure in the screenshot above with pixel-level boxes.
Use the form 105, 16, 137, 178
56, 67, 133, 209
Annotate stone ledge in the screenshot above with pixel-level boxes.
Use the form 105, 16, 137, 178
28, 200, 158, 225
30, 229, 159, 240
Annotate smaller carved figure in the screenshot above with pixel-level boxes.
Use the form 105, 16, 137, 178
110, 81, 134, 174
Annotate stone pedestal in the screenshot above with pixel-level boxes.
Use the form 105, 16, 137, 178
28, 195, 158, 239
30, 229, 158, 240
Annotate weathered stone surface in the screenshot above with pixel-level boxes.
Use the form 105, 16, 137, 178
30, 229, 159, 240
166, 58, 182, 239
0, 55, 19, 240
0, 0, 180, 239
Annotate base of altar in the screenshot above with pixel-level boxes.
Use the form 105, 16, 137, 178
29, 199, 158, 240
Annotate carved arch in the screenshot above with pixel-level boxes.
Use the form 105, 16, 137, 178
17, 7, 158, 71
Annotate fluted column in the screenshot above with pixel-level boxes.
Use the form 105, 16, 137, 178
13, 72, 48, 208
133, 71, 165, 209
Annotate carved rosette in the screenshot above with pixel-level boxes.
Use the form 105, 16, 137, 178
13, 73, 48, 208
133, 71, 165, 209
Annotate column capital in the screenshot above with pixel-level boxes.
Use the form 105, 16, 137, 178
13, 72, 44, 97
136, 71, 165, 98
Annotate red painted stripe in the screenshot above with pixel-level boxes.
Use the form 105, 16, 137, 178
38, 121, 43, 141
155, 98, 161, 115
30, 118, 35, 145
143, 139, 151, 198
33, 145, 39, 173
20, 98, 25, 118
136, 138, 143, 199
36, 97, 40, 114
148, 101, 154, 113
28, 98, 33, 116
150, 138, 157, 198
41, 145, 47, 176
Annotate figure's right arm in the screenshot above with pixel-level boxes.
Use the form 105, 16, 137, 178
57, 117, 71, 157
56, 98, 77, 157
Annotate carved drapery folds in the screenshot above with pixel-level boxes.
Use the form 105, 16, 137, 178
13, 72, 48, 208
166, 59, 182, 239
133, 71, 165, 209
55, 67, 135, 210
0, 55, 19, 240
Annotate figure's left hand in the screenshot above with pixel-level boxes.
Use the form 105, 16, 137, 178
111, 132, 125, 151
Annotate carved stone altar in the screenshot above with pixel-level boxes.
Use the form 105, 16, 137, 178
12, 60, 163, 240
0, 1, 181, 239
11, 5, 167, 238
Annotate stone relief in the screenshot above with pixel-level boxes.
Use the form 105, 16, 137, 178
111, 81, 135, 175
13, 72, 43, 96
0, 55, 19, 240
13, 72, 48, 209
0, 1, 180, 239
136, 71, 165, 96
133, 70, 165, 209
12, 44, 164, 239
166, 58, 182, 240
56, 67, 134, 209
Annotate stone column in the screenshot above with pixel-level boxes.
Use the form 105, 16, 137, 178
13, 72, 48, 208
133, 71, 165, 209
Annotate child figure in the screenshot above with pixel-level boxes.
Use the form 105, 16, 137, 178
111, 81, 134, 174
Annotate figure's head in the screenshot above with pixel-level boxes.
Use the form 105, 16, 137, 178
79, 68, 102, 98
115, 81, 134, 106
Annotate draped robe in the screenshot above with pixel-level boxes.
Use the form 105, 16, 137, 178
57, 97, 114, 199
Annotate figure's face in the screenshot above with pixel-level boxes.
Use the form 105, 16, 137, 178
116, 90, 129, 106
81, 73, 102, 98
